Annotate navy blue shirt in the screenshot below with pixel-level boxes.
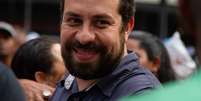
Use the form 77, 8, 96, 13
50, 53, 161, 101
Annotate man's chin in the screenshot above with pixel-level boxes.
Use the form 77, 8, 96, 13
76, 75, 98, 80
67, 61, 104, 80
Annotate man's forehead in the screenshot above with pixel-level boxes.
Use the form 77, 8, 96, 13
63, 0, 121, 19
65, 0, 119, 4
64, 0, 120, 11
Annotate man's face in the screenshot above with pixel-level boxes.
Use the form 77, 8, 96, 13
61, 0, 127, 80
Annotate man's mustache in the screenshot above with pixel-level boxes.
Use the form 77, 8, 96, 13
72, 40, 103, 52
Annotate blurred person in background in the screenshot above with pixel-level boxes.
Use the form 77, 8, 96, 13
11, 36, 66, 100
0, 62, 26, 101
19, 79, 55, 101
0, 21, 18, 67
13, 25, 27, 46
12, 36, 66, 87
0, 21, 52, 101
120, 0, 201, 100
127, 31, 176, 84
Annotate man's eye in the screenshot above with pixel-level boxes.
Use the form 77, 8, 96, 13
65, 18, 82, 26
95, 20, 110, 28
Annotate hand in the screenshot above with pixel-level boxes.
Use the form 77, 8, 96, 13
19, 79, 55, 101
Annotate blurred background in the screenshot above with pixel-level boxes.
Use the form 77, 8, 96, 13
0, 0, 198, 81
0, 0, 194, 47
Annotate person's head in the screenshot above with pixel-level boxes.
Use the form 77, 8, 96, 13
127, 31, 176, 83
0, 22, 17, 67
13, 25, 27, 47
60, 0, 135, 80
11, 36, 66, 87
179, 0, 201, 63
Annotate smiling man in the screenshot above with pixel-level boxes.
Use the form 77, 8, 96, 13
50, 0, 161, 101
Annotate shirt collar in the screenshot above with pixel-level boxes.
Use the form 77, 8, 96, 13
58, 74, 79, 94
57, 73, 70, 87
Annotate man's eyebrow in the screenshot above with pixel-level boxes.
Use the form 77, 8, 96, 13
93, 14, 113, 19
63, 12, 80, 17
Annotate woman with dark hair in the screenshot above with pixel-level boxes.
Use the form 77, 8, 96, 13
11, 36, 66, 88
127, 31, 176, 84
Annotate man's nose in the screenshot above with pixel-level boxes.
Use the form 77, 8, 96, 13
75, 24, 95, 45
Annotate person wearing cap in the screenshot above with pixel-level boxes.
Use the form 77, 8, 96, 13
0, 22, 18, 67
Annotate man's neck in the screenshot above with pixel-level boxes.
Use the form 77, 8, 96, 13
76, 78, 96, 91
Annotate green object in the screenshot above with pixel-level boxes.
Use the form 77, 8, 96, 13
121, 70, 201, 101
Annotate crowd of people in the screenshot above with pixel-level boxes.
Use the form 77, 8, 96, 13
0, 0, 200, 101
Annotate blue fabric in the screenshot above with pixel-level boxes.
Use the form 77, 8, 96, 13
50, 53, 161, 101
0, 62, 26, 101
121, 69, 201, 101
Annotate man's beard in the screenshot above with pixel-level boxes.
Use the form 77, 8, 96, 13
62, 37, 125, 80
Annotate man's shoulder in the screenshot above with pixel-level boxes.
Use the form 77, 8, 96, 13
112, 53, 161, 96
121, 75, 201, 101
116, 67, 161, 94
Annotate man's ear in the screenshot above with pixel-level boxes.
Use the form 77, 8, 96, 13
35, 71, 47, 84
125, 16, 135, 40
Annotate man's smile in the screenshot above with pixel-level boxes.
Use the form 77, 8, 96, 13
73, 47, 99, 63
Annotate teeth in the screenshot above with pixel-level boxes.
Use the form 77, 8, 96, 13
73, 48, 98, 61
75, 48, 95, 54
78, 49, 95, 55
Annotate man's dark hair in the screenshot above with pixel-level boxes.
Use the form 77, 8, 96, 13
11, 36, 60, 80
129, 31, 176, 83
60, 0, 135, 29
